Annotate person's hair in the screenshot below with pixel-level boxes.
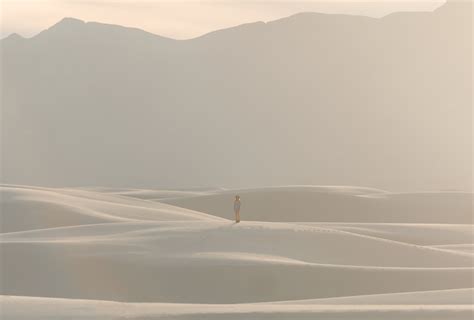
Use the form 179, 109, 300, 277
235, 195, 240, 200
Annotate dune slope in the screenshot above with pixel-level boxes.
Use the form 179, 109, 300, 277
0, 185, 472, 319
0, 185, 224, 233
163, 186, 473, 223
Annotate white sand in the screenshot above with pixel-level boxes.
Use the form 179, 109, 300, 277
1, 185, 473, 319
1, 185, 224, 233
2, 295, 473, 320
163, 186, 473, 223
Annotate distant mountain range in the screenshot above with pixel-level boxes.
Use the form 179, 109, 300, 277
1, 0, 471, 191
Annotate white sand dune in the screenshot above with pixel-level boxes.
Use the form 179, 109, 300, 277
76, 186, 215, 200
0, 185, 224, 233
299, 223, 474, 246
162, 186, 473, 224
2, 220, 471, 267
1, 185, 472, 319
1, 219, 473, 303
430, 244, 474, 254
2, 295, 473, 320
273, 288, 474, 305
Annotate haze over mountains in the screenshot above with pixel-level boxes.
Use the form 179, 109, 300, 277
1, 0, 471, 191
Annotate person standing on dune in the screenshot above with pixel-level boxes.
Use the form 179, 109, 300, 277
234, 195, 241, 223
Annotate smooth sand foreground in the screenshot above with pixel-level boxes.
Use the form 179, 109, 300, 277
1, 185, 473, 319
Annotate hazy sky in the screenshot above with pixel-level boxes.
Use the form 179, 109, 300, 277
1, 0, 445, 39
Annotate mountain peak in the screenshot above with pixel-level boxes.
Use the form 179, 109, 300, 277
31, 17, 87, 40
32, 17, 175, 42
2, 33, 24, 41
50, 17, 86, 30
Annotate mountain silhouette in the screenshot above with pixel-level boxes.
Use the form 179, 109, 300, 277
1, 0, 471, 190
